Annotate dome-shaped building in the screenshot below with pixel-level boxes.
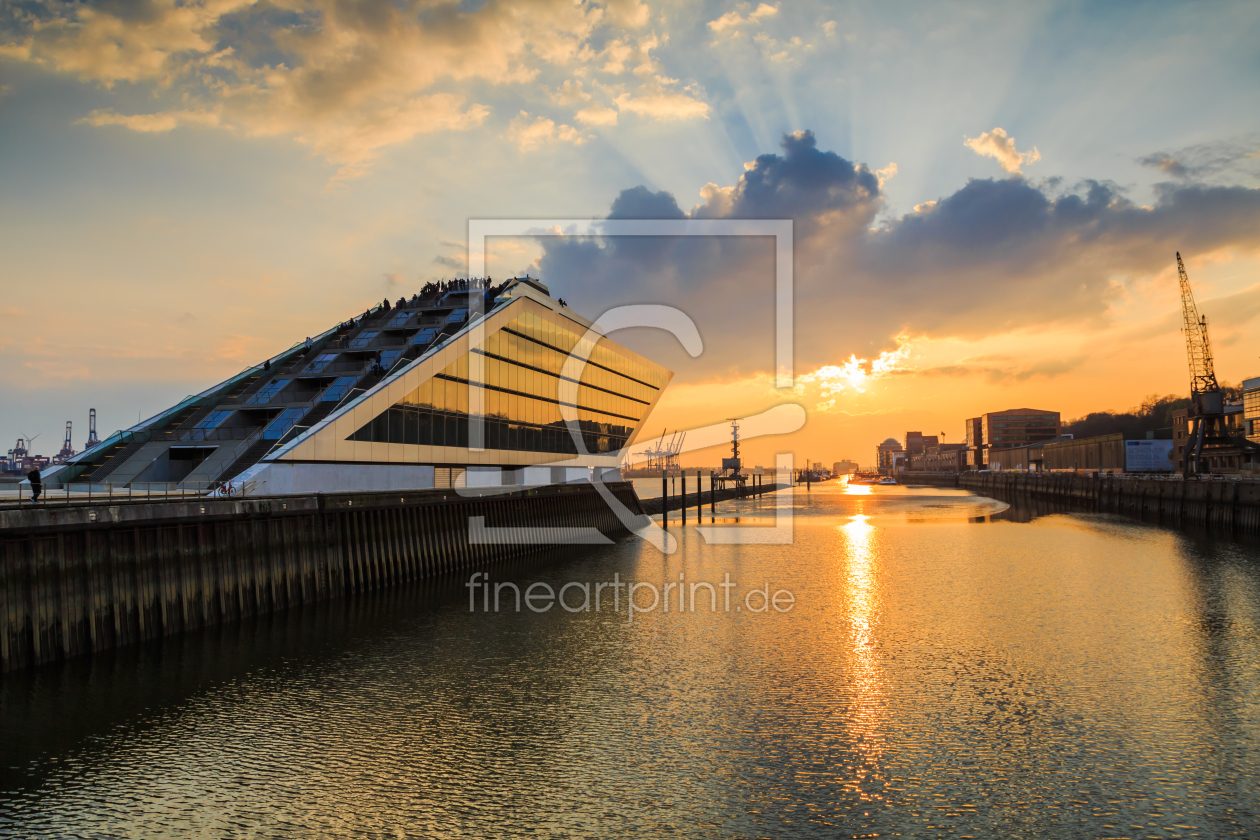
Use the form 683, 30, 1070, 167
875, 436, 905, 474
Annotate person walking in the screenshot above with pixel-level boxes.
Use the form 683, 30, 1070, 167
27, 467, 42, 502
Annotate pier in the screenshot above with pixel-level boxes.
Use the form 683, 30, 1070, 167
0, 483, 640, 672
638, 480, 785, 518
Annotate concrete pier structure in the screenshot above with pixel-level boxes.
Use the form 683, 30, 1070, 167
0, 483, 641, 672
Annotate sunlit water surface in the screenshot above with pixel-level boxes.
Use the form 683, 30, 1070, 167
2, 481, 1259, 838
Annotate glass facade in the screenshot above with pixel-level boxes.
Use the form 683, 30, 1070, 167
348, 309, 666, 456
264, 407, 305, 439
321, 375, 358, 402
306, 353, 337, 373
195, 409, 232, 429
247, 378, 289, 405
349, 331, 378, 350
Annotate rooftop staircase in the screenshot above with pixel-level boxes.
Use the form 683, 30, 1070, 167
78, 441, 146, 482
216, 438, 277, 485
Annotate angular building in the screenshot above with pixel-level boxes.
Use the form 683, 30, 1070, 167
52, 278, 672, 493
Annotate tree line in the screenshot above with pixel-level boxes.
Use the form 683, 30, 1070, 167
1062, 384, 1242, 440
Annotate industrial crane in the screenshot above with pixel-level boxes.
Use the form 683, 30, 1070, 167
57, 421, 74, 461
1178, 251, 1229, 475
85, 408, 100, 450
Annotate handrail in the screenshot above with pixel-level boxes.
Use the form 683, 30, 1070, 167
150, 426, 259, 443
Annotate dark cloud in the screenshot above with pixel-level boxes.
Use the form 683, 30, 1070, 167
536, 131, 1260, 379
1137, 136, 1260, 184
714, 130, 881, 227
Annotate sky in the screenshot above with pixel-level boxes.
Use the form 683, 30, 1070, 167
2, 0, 1259, 469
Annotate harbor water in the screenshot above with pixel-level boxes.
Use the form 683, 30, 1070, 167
2, 481, 1258, 838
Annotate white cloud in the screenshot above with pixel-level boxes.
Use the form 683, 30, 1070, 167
575, 105, 619, 126
507, 111, 586, 152
1, 0, 636, 177
875, 162, 898, 188
79, 109, 220, 133
604, 0, 651, 29
550, 79, 592, 105
614, 78, 711, 121
708, 3, 779, 34
963, 127, 1041, 174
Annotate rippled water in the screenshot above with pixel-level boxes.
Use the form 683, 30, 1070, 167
3, 482, 1260, 838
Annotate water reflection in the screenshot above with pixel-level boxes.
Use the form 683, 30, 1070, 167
838, 515, 886, 802
2, 485, 1260, 837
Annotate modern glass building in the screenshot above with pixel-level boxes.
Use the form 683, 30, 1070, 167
54, 277, 672, 493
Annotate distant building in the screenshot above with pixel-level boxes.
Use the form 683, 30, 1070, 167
903, 431, 939, 459
1173, 401, 1249, 473
910, 442, 969, 472
964, 408, 1060, 469
833, 459, 858, 475
964, 417, 985, 468
875, 438, 904, 475
1243, 377, 1260, 444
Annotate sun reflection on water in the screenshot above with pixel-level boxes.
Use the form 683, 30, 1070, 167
839, 514, 887, 801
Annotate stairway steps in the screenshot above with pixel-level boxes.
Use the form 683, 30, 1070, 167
79, 441, 145, 482
216, 439, 276, 485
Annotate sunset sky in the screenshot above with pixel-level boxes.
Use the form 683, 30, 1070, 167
2, 0, 1259, 468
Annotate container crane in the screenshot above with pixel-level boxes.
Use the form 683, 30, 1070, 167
57, 421, 75, 461
85, 408, 100, 450
1178, 251, 1231, 475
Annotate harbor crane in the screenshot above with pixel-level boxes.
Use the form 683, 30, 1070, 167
634, 428, 686, 474
57, 421, 75, 460
1177, 252, 1232, 475
85, 408, 100, 450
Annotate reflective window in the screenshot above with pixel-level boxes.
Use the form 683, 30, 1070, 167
385, 311, 412, 329
347, 308, 665, 454
305, 353, 338, 373
263, 407, 305, 439
349, 331, 379, 349
247, 378, 289, 405
194, 409, 233, 429
412, 327, 439, 346
321, 375, 358, 402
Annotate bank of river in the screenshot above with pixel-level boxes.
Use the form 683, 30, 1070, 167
2, 481, 1258, 837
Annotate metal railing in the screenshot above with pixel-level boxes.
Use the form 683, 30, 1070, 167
150, 426, 259, 443
299, 360, 368, 375
1, 478, 258, 509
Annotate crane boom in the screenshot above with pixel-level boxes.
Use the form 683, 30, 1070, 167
1178, 251, 1219, 397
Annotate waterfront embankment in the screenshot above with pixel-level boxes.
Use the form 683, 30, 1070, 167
959, 471, 1260, 533
0, 483, 640, 672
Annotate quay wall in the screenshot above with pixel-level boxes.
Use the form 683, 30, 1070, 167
960, 472, 1260, 532
903, 472, 961, 488
0, 483, 640, 672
